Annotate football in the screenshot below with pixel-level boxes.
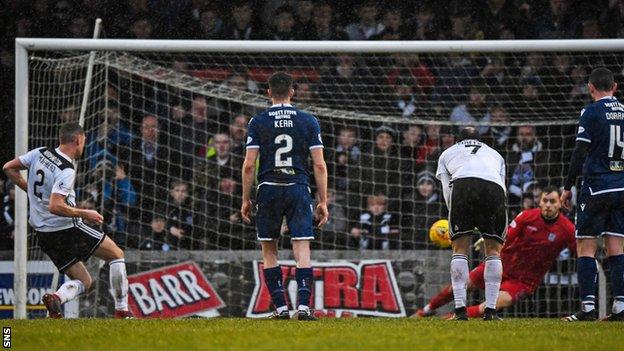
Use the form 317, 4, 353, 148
429, 219, 451, 248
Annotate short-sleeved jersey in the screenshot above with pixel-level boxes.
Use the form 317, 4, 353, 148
19, 147, 81, 232
246, 103, 323, 186
501, 208, 576, 288
436, 139, 506, 192
576, 96, 624, 193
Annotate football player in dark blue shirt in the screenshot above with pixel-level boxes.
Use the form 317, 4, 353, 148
241, 72, 329, 320
562, 67, 624, 321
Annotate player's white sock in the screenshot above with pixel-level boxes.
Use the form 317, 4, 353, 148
450, 254, 469, 309
613, 298, 624, 314
484, 256, 503, 310
55, 279, 85, 304
297, 305, 310, 312
109, 259, 129, 311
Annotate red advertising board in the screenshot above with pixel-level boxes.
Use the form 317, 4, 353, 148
127, 261, 225, 318
247, 260, 405, 318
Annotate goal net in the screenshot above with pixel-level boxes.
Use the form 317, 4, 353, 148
14, 39, 623, 319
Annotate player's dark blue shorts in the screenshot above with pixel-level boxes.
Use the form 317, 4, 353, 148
576, 185, 624, 239
255, 184, 314, 241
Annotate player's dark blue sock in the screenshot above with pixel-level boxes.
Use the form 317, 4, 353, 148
608, 254, 624, 314
263, 266, 287, 312
295, 267, 313, 311
577, 256, 597, 312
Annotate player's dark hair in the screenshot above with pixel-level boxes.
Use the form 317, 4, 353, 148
59, 122, 85, 144
268, 71, 293, 99
541, 185, 561, 197
589, 67, 615, 92
458, 127, 481, 141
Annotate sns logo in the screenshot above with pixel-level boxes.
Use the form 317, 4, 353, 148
577, 126, 585, 135
246, 136, 252, 145
580, 203, 586, 211
247, 260, 405, 318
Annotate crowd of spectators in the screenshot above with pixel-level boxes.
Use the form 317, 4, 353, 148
1, 0, 624, 251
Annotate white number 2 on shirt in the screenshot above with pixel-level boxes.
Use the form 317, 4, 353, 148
275, 134, 293, 167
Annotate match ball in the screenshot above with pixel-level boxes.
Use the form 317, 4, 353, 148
429, 219, 451, 248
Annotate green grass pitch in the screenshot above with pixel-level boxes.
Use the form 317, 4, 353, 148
5, 318, 623, 351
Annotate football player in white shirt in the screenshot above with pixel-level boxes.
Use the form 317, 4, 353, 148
3, 123, 133, 319
436, 127, 507, 321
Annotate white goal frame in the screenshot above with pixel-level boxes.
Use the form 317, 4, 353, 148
14, 38, 624, 319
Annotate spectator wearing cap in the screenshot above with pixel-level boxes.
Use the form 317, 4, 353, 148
361, 126, 402, 210
344, 2, 384, 40
449, 84, 492, 135
401, 171, 446, 249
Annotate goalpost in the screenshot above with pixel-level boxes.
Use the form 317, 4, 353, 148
14, 38, 624, 319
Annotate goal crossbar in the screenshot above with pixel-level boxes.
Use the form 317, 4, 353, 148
16, 38, 624, 53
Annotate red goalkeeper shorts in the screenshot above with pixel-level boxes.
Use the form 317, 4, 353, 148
469, 263, 534, 303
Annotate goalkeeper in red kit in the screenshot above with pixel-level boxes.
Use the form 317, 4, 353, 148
414, 186, 576, 318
